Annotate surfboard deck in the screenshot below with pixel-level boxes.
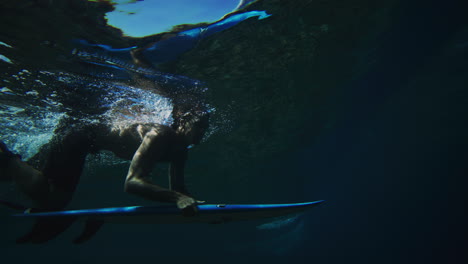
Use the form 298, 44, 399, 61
13, 200, 325, 224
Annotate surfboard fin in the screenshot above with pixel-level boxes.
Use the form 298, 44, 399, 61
0, 199, 79, 243
73, 219, 104, 244
0, 199, 28, 211
16, 217, 76, 244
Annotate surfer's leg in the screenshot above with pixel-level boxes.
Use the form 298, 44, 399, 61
38, 125, 98, 210
12, 123, 100, 243
0, 141, 49, 201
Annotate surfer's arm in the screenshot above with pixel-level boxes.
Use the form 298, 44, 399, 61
123, 127, 197, 215
124, 127, 182, 203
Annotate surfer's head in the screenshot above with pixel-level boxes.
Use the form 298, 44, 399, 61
172, 105, 210, 145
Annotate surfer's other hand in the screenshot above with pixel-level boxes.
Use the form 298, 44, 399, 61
176, 195, 198, 217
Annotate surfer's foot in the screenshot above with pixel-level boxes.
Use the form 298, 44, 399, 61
176, 195, 199, 217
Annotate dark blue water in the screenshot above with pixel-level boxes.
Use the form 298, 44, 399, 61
1, 0, 467, 262
294, 1, 468, 262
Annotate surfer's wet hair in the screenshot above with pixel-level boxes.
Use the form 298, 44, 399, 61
171, 104, 209, 132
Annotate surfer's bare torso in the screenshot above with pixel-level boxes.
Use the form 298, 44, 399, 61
1, 107, 208, 215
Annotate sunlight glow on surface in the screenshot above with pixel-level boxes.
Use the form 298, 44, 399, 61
104, 0, 240, 37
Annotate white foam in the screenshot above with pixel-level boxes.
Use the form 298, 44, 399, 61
1, 110, 65, 160
104, 85, 174, 131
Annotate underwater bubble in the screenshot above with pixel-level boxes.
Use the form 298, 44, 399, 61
103, 84, 175, 130
0, 54, 13, 64
0, 41, 12, 48
0, 87, 14, 95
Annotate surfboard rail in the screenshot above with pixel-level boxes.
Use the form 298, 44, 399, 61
13, 200, 325, 224
8, 200, 324, 243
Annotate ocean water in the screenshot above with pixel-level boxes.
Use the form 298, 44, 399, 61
1, 0, 467, 262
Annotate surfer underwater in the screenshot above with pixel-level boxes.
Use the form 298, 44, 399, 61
1, 103, 209, 243
0, 7, 272, 243
0, 32, 211, 244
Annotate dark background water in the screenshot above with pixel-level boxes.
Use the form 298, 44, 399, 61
1, 0, 468, 262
